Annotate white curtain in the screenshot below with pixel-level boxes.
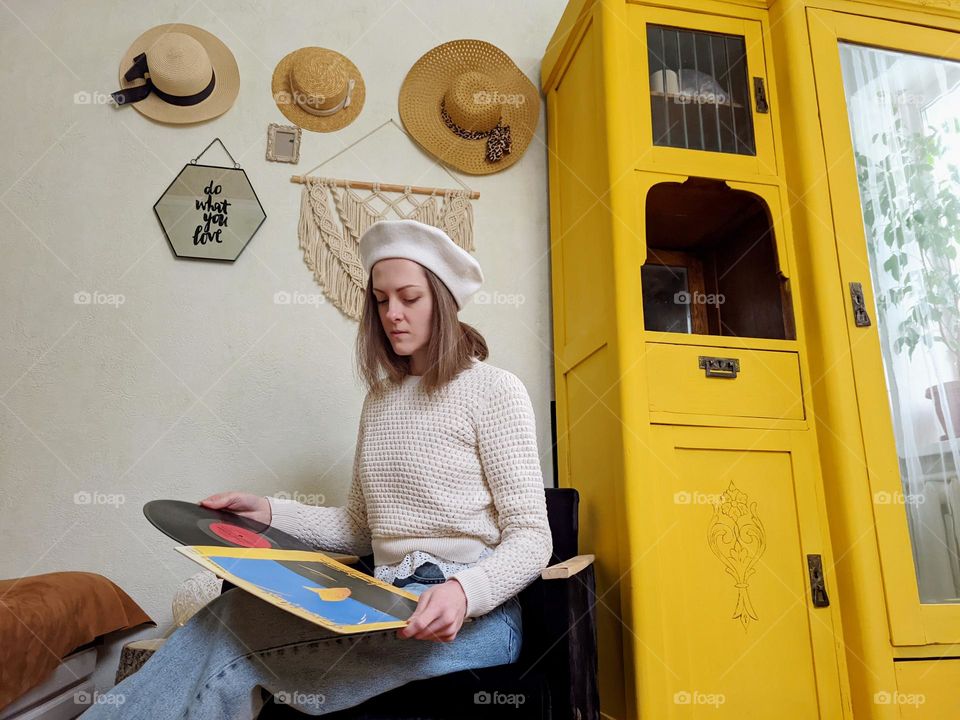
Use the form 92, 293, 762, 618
839, 42, 960, 603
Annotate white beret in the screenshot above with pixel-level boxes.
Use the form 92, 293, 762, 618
359, 219, 484, 310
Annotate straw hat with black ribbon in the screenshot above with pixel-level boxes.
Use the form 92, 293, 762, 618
272, 47, 365, 132
110, 24, 239, 124
399, 40, 540, 175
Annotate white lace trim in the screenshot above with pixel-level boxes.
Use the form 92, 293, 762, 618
375, 547, 496, 585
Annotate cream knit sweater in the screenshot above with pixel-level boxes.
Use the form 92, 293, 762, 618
266, 358, 553, 619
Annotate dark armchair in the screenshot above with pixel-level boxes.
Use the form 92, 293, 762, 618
256, 487, 599, 720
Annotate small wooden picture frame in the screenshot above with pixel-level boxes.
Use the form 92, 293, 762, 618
266, 123, 301, 164
642, 248, 709, 334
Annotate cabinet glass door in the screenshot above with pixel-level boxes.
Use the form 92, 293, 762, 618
839, 43, 960, 605
629, 6, 778, 178
646, 25, 756, 155
810, 10, 960, 642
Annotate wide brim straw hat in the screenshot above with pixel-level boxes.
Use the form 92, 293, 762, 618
399, 39, 540, 175
271, 47, 365, 132
112, 24, 239, 124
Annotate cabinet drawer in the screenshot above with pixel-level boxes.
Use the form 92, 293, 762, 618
893, 659, 960, 718
646, 342, 804, 420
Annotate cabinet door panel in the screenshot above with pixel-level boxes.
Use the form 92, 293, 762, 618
650, 426, 844, 718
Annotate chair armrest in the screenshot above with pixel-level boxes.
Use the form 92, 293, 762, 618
541, 553, 595, 580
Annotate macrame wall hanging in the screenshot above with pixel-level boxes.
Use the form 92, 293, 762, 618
291, 119, 480, 321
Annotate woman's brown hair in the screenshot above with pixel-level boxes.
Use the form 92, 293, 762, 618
355, 265, 488, 397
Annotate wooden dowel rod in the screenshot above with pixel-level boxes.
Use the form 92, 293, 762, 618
290, 176, 480, 200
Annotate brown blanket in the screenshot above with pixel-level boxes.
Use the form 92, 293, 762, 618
0, 571, 154, 711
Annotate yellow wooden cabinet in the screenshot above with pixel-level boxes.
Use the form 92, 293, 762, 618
542, 0, 960, 717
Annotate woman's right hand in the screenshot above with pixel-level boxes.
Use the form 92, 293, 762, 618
199, 492, 272, 525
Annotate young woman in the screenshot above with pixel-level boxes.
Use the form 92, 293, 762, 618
81, 219, 553, 718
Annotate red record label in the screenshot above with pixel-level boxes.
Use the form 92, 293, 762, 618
208, 521, 273, 549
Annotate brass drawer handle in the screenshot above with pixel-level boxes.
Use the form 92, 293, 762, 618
698, 355, 740, 379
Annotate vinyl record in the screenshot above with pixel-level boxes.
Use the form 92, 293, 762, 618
143, 499, 314, 552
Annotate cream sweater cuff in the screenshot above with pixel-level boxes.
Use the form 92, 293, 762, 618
450, 565, 495, 619
265, 496, 305, 540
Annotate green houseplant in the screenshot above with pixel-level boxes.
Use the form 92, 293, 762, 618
856, 118, 960, 439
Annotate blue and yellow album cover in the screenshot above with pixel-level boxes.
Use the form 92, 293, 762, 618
175, 546, 422, 634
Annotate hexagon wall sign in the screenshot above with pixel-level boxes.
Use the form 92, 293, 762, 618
154, 140, 266, 261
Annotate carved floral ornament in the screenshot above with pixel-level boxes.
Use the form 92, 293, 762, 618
707, 481, 767, 631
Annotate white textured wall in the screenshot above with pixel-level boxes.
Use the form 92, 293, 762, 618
0, 0, 564, 692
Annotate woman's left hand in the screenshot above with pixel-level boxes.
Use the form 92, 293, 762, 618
397, 579, 468, 642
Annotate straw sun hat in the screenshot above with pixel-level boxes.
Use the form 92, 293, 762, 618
272, 47, 366, 132
399, 40, 540, 175
111, 24, 239, 124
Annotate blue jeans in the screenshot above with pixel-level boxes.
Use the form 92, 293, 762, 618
78, 565, 522, 719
